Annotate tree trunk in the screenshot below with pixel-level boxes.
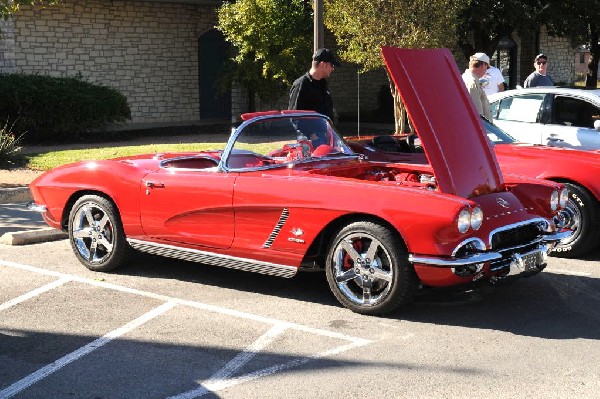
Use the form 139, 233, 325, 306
585, 25, 599, 89
387, 72, 407, 134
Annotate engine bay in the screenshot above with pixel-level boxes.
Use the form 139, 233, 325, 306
309, 163, 437, 190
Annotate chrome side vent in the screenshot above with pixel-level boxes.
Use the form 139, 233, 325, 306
262, 208, 290, 248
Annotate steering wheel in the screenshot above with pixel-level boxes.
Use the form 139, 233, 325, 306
407, 133, 423, 153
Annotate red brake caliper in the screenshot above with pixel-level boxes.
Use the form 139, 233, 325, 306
342, 239, 363, 270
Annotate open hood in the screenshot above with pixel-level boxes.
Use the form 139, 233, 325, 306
381, 47, 504, 198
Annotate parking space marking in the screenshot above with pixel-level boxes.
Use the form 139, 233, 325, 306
0, 260, 373, 343
0, 276, 71, 312
0, 260, 374, 397
170, 324, 289, 399
0, 301, 177, 399
548, 269, 593, 277
186, 339, 370, 398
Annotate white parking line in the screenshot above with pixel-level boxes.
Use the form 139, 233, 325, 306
0, 276, 71, 312
0, 301, 177, 399
0, 260, 372, 343
196, 339, 371, 396
0, 260, 375, 398
548, 268, 593, 277
169, 324, 289, 399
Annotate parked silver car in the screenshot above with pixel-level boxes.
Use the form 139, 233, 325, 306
489, 87, 600, 150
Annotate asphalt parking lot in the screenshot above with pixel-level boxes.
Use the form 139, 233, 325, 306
1, 237, 599, 398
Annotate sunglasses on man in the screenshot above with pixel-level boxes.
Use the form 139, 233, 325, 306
536, 60, 547, 65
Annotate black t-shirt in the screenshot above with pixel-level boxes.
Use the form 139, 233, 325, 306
288, 72, 334, 119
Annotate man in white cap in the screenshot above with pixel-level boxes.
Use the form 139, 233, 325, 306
462, 53, 492, 120
462, 52, 505, 96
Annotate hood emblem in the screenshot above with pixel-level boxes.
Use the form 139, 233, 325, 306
496, 198, 510, 208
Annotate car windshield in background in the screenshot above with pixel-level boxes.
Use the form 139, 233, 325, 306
482, 119, 516, 145
225, 115, 355, 169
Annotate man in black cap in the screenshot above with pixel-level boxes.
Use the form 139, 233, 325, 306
288, 48, 340, 120
523, 53, 554, 88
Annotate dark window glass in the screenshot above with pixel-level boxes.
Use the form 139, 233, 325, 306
552, 96, 600, 128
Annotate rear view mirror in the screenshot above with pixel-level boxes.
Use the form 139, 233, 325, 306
595, 120, 600, 132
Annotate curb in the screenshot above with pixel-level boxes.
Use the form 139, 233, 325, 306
0, 187, 32, 204
0, 186, 65, 245
0, 228, 68, 245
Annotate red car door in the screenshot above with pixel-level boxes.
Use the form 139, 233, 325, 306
140, 169, 236, 249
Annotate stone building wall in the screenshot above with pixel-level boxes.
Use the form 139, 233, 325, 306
0, 0, 217, 126
538, 26, 576, 85
329, 64, 389, 122
495, 26, 575, 88
0, 18, 16, 70
230, 47, 388, 124
1, 2, 579, 129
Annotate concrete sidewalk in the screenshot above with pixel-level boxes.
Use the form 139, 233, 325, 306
0, 187, 67, 245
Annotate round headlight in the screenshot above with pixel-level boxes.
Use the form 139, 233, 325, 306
457, 209, 471, 233
550, 190, 559, 211
559, 187, 569, 209
470, 207, 483, 230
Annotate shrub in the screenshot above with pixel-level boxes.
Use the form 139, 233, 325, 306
0, 120, 24, 169
0, 73, 131, 144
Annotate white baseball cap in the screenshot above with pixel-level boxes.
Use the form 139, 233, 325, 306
471, 52, 490, 64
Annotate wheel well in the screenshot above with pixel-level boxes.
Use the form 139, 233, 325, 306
60, 190, 118, 230
301, 213, 407, 269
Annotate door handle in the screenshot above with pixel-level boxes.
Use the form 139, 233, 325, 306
546, 134, 564, 143
145, 181, 165, 195
145, 181, 165, 188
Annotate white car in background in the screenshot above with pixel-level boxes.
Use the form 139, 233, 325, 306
488, 87, 600, 150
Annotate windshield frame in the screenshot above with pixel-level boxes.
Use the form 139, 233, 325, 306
481, 117, 517, 145
219, 112, 357, 172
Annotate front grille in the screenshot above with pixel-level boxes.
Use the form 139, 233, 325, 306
491, 222, 541, 250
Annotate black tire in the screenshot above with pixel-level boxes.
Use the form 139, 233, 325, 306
552, 182, 600, 258
68, 195, 131, 272
325, 221, 419, 315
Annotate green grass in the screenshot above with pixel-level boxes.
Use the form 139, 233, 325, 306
26, 142, 228, 171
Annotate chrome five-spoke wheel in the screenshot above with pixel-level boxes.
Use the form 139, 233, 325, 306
68, 195, 130, 272
325, 221, 418, 315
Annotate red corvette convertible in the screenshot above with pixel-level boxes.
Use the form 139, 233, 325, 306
28, 48, 570, 315
346, 119, 600, 258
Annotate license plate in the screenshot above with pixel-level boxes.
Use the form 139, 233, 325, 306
509, 251, 543, 275
522, 251, 543, 270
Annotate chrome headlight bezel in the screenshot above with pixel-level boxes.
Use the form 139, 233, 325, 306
457, 207, 484, 233
559, 187, 569, 209
457, 209, 471, 234
550, 190, 559, 212
470, 207, 483, 231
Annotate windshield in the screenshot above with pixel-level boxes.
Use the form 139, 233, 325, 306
482, 118, 517, 145
224, 114, 355, 170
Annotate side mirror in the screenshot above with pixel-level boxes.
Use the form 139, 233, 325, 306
595, 120, 600, 132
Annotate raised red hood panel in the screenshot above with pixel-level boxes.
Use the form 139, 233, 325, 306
381, 47, 504, 197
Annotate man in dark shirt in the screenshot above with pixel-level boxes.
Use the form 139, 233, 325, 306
288, 48, 340, 120
523, 53, 554, 88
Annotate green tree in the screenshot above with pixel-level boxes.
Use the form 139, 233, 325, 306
1, 0, 61, 19
456, 1, 548, 62
324, 0, 469, 132
544, 0, 599, 88
216, 0, 312, 111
